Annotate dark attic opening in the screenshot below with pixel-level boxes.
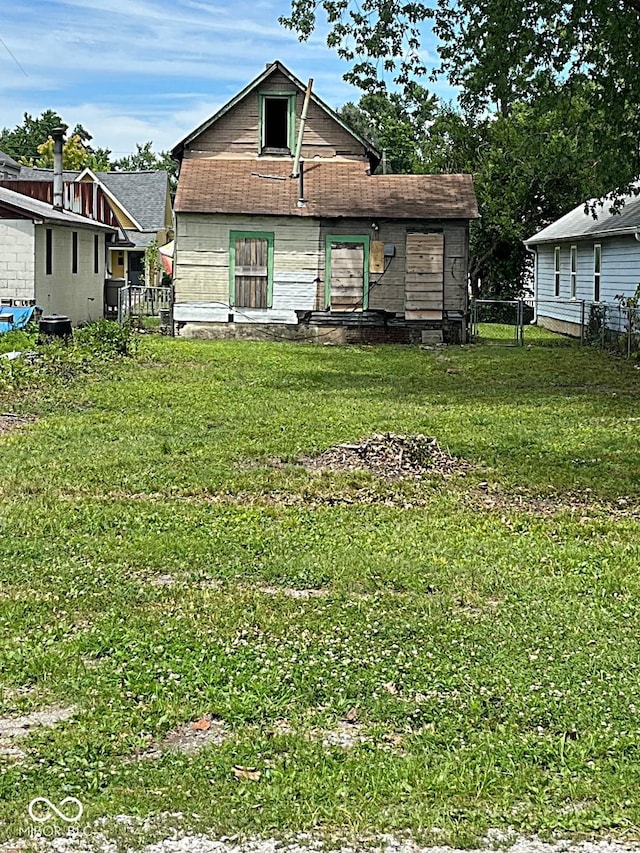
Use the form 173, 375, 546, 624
263, 98, 290, 150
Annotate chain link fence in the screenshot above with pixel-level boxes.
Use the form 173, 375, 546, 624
470, 296, 640, 357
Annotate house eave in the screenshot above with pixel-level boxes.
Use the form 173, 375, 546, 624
525, 225, 640, 245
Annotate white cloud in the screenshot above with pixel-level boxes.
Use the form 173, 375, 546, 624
0, 0, 448, 155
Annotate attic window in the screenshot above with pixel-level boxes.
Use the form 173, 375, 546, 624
260, 93, 295, 154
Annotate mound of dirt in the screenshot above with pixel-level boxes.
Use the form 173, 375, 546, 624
304, 433, 472, 480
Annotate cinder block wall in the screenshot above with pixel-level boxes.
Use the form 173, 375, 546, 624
0, 220, 36, 302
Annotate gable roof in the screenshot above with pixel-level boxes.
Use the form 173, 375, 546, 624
0, 184, 116, 231
0, 149, 20, 171
87, 170, 169, 231
175, 158, 478, 220
170, 60, 381, 166
525, 189, 640, 244
17, 166, 169, 232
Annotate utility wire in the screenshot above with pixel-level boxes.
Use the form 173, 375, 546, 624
0, 35, 28, 77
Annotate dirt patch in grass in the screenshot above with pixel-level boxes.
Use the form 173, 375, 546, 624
139, 715, 229, 759
0, 705, 76, 760
257, 585, 330, 600
0, 412, 35, 435
301, 433, 474, 480
467, 485, 640, 520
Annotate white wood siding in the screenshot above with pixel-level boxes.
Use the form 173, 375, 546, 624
536, 237, 640, 328
174, 213, 320, 323
186, 70, 369, 162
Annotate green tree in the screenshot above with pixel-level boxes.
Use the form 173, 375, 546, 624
113, 142, 177, 193
421, 85, 614, 296
0, 112, 112, 170
0, 110, 66, 161
338, 79, 614, 296
281, 0, 640, 194
339, 84, 438, 173
34, 132, 112, 171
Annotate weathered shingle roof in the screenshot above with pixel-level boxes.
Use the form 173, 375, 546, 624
0, 184, 116, 230
174, 158, 478, 220
17, 166, 169, 231
525, 189, 640, 244
97, 171, 168, 231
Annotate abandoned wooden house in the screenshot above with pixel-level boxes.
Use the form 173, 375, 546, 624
171, 61, 479, 343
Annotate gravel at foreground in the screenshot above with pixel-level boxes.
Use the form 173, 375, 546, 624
4, 831, 640, 853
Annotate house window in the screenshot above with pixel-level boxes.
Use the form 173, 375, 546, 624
259, 93, 295, 153
554, 246, 561, 297
570, 245, 577, 298
229, 231, 274, 309
45, 228, 52, 275
594, 244, 601, 302
593, 243, 602, 302
94, 234, 100, 275
72, 231, 78, 274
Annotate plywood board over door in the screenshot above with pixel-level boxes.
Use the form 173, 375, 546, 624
405, 232, 444, 320
326, 236, 369, 311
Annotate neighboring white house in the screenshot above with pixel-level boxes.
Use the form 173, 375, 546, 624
0, 185, 116, 324
525, 190, 640, 336
16, 167, 173, 287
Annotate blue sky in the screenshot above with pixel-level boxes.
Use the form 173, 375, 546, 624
0, 0, 450, 158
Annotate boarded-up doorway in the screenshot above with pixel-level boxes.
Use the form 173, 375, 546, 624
405, 233, 444, 320
326, 237, 369, 311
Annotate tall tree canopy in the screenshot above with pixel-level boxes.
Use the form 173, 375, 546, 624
0, 113, 176, 197
0, 112, 112, 170
339, 83, 438, 173
113, 141, 178, 192
281, 0, 640, 193
282, 0, 640, 295
342, 83, 613, 296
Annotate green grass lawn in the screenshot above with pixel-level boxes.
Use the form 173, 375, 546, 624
1, 331, 640, 847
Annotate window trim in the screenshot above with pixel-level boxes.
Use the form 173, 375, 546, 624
325, 234, 371, 311
229, 230, 274, 309
258, 90, 297, 153
94, 234, 100, 275
593, 243, 601, 302
569, 244, 577, 299
554, 245, 561, 297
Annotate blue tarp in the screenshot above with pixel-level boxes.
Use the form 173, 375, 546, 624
0, 306, 36, 334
